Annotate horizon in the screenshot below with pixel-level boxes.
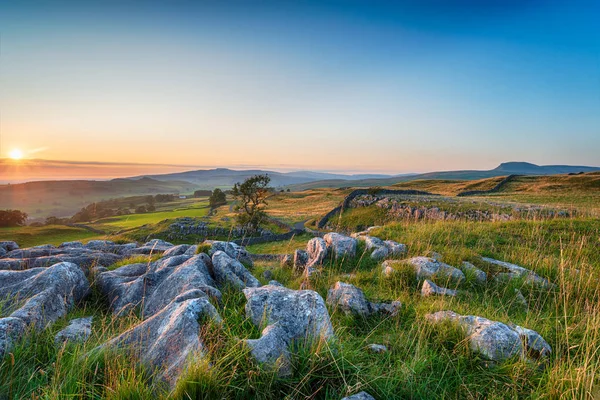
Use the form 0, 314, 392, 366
1, 1, 599, 175
1, 157, 598, 184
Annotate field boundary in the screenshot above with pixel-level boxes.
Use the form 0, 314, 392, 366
316, 188, 436, 228
456, 174, 520, 197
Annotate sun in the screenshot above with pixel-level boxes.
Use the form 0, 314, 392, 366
9, 149, 24, 160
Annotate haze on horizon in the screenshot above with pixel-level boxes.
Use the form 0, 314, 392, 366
1, 0, 599, 176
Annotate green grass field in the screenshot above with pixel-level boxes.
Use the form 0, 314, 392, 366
92, 199, 210, 231
1, 174, 599, 398
0, 225, 102, 248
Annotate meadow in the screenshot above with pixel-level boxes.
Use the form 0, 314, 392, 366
1, 173, 599, 399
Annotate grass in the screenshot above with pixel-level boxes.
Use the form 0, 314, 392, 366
93, 200, 210, 231
0, 225, 102, 248
264, 189, 348, 225
4, 217, 597, 398
2, 176, 600, 398
246, 233, 313, 254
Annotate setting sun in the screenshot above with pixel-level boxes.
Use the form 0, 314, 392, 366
9, 149, 23, 160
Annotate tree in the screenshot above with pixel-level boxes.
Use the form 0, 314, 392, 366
193, 190, 212, 198
0, 210, 28, 227
232, 174, 271, 230
209, 188, 227, 208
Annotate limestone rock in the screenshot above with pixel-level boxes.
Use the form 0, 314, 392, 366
211, 251, 260, 290
0, 241, 19, 253
306, 237, 328, 267
406, 257, 465, 284
327, 282, 372, 317
324, 233, 357, 258
326, 282, 401, 317
293, 249, 309, 272
162, 244, 195, 258
358, 236, 406, 260
101, 292, 221, 389
0, 262, 90, 357
483, 257, 553, 289
426, 311, 551, 362
421, 279, 458, 297
55, 316, 93, 346
207, 241, 253, 266
243, 285, 335, 374
96, 254, 221, 317
461, 261, 487, 284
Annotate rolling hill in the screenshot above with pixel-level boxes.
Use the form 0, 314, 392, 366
284, 162, 600, 191
131, 168, 397, 188
0, 177, 198, 220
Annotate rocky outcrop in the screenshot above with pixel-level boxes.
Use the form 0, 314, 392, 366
243, 284, 335, 375
306, 237, 328, 267
293, 249, 309, 272
326, 282, 401, 317
482, 257, 553, 289
162, 244, 198, 258
324, 233, 357, 259
207, 241, 253, 266
95, 254, 221, 317
101, 292, 221, 389
461, 261, 487, 284
55, 316, 93, 346
0, 244, 123, 271
426, 311, 551, 362
0, 262, 90, 357
127, 239, 175, 255
211, 251, 260, 290
357, 235, 406, 260
421, 279, 458, 297
0, 240, 182, 272
406, 257, 465, 284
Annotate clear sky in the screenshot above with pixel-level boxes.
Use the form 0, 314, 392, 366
1, 0, 599, 174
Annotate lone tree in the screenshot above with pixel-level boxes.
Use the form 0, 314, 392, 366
209, 188, 227, 208
232, 174, 271, 230
0, 209, 28, 227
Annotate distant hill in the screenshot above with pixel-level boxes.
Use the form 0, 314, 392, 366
285, 162, 600, 191
132, 168, 398, 188
0, 178, 197, 220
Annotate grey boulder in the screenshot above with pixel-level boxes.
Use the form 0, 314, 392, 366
426, 311, 551, 362
211, 251, 260, 290
0, 241, 19, 253
0, 262, 90, 357
243, 284, 335, 374
207, 241, 253, 266
306, 237, 328, 267
96, 254, 221, 317
293, 249, 309, 272
327, 282, 401, 317
101, 291, 221, 389
324, 233, 357, 258
483, 257, 553, 289
55, 316, 93, 346
421, 279, 458, 297
461, 261, 487, 284
406, 257, 465, 284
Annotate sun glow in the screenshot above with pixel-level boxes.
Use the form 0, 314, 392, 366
9, 149, 24, 160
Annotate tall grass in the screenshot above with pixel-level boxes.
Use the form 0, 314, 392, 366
1, 218, 598, 398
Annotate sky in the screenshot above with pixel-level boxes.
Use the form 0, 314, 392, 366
1, 0, 599, 176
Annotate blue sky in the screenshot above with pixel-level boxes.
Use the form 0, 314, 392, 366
1, 0, 598, 173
